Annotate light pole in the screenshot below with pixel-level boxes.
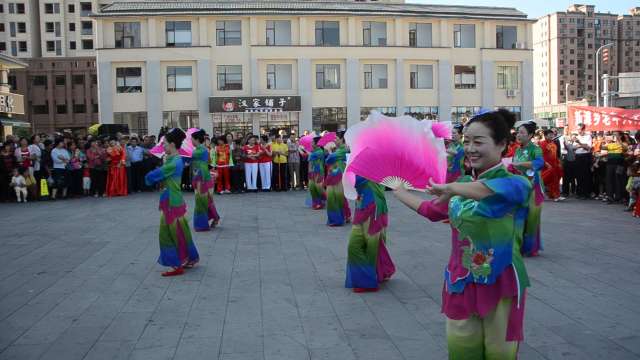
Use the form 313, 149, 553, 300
595, 42, 613, 107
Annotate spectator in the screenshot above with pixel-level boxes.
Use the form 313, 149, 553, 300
50, 139, 70, 200
68, 141, 84, 196
214, 136, 231, 194
573, 124, 593, 200
14, 137, 32, 175
128, 137, 145, 193
106, 138, 128, 197
243, 135, 261, 192
29, 134, 43, 197
86, 139, 107, 197
121, 138, 133, 194
271, 135, 288, 191
230, 139, 245, 193
10, 168, 28, 203
288, 136, 301, 190
0, 143, 17, 202
258, 135, 273, 192
603, 132, 628, 204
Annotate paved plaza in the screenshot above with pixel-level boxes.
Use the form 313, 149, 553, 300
0, 191, 638, 360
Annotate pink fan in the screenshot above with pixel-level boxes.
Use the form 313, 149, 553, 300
299, 133, 315, 152
342, 111, 449, 198
150, 128, 199, 158
317, 132, 336, 147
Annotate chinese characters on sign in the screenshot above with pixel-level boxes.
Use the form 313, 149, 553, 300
567, 106, 640, 132
210, 96, 301, 113
0, 92, 25, 115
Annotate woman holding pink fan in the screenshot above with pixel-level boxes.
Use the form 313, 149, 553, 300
323, 131, 351, 225
308, 136, 326, 209
393, 109, 531, 359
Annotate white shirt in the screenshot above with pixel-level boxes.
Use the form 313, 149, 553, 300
28, 144, 42, 171
51, 148, 70, 169
574, 133, 592, 155
11, 175, 26, 187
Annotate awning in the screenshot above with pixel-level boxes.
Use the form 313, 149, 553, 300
0, 116, 31, 128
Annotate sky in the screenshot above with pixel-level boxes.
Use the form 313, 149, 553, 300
409, 0, 638, 19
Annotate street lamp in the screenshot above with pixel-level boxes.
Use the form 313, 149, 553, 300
595, 42, 613, 107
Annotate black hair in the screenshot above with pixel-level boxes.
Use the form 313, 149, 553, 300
191, 129, 207, 144
465, 108, 516, 146
543, 129, 554, 136
313, 136, 322, 145
18, 167, 27, 175
518, 121, 537, 136
30, 134, 39, 143
453, 124, 464, 134
43, 139, 53, 147
165, 128, 186, 149
217, 135, 227, 144
260, 135, 269, 142
53, 138, 65, 147
336, 130, 346, 139
18, 137, 29, 145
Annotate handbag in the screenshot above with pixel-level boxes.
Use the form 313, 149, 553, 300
40, 178, 50, 197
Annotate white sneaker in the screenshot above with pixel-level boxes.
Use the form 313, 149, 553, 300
558, 197, 566, 201
17, 198, 21, 203
24, 199, 27, 203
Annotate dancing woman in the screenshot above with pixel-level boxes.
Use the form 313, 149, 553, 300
539, 129, 564, 202
446, 124, 466, 183
512, 121, 544, 257
191, 129, 220, 231
393, 109, 531, 359
345, 176, 394, 292
325, 133, 351, 225
308, 136, 326, 210
145, 128, 199, 277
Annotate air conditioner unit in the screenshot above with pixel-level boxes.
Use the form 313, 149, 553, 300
506, 89, 515, 97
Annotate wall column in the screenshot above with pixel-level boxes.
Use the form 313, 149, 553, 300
395, 58, 404, 116
250, 57, 259, 95
346, 58, 360, 127
146, 60, 162, 136
438, 60, 452, 121
522, 59, 533, 120
197, 59, 212, 132
298, 58, 312, 131
482, 59, 494, 110
97, 61, 113, 124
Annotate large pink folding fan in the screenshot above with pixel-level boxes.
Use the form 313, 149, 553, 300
150, 128, 198, 158
342, 111, 450, 199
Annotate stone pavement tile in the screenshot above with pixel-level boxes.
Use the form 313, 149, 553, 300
36, 324, 106, 360
300, 315, 348, 349
549, 323, 638, 360
348, 338, 405, 360
220, 352, 263, 360
181, 311, 225, 341
523, 320, 568, 348
220, 322, 263, 355
172, 336, 221, 360
263, 333, 310, 360
309, 343, 356, 360
612, 336, 640, 357
534, 342, 594, 360
339, 313, 389, 341
128, 345, 176, 360
134, 318, 185, 350
392, 338, 448, 360
518, 343, 548, 360
0, 344, 48, 360
82, 341, 135, 360
100, 311, 154, 342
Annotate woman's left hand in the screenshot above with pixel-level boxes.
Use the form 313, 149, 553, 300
427, 179, 453, 205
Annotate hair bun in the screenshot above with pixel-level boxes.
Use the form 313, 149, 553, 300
495, 108, 516, 129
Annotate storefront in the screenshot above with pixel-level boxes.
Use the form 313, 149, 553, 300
0, 54, 27, 140
209, 96, 301, 138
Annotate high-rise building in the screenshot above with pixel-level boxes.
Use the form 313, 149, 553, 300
0, 0, 109, 133
94, 0, 534, 136
534, 5, 640, 121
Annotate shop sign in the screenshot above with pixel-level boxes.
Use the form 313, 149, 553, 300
0, 92, 24, 115
210, 96, 301, 113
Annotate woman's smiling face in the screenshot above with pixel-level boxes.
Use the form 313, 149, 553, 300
463, 122, 505, 173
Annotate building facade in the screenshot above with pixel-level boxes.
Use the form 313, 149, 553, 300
94, 0, 534, 136
0, 0, 107, 133
534, 5, 640, 121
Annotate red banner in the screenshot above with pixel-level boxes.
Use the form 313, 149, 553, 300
567, 106, 640, 132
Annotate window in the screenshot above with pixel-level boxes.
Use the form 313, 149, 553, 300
73, 102, 86, 114
454, 24, 475, 48
217, 65, 242, 90
82, 39, 93, 50
0, 42, 6, 52
315, 64, 340, 89
10, 41, 16, 56
166, 21, 191, 47
404, 106, 439, 120
73, 74, 85, 86
16, 3, 24, 13
266, 20, 291, 46
497, 65, 518, 89
315, 21, 340, 46
68, 4, 75, 13
116, 67, 142, 93
81, 21, 93, 35
0, 24, 3, 32
16, 22, 26, 34
8, 3, 13, 13
451, 106, 481, 123
410, 64, 433, 89
57, 104, 67, 114
69, 41, 76, 50
363, 21, 387, 46
9, 22, 16, 37
266, 64, 292, 90
454, 65, 476, 89
69, 23, 76, 32
80, 2, 92, 16
46, 41, 55, 52
44, 3, 60, 14
216, 21, 241, 46
33, 104, 49, 115
167, 66, 193, 92
409, 23, 432, 48
163, 111, 199, 129
114, 112, 149, 135
496, 25, 517, 49
45, 22, 55, 33
18, 41, 26, 52
91, 74, 97, 85
92, 103, 98, 113
55, 75, 65, 86
363, 64, 388, 89
312, 107, 347, 132
114, 22, 141, 48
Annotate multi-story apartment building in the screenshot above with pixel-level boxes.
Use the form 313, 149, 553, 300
0, 0, 106, 133
534, 5, 640, 121
617, 7, 640, 74
94, 0, 534, 136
